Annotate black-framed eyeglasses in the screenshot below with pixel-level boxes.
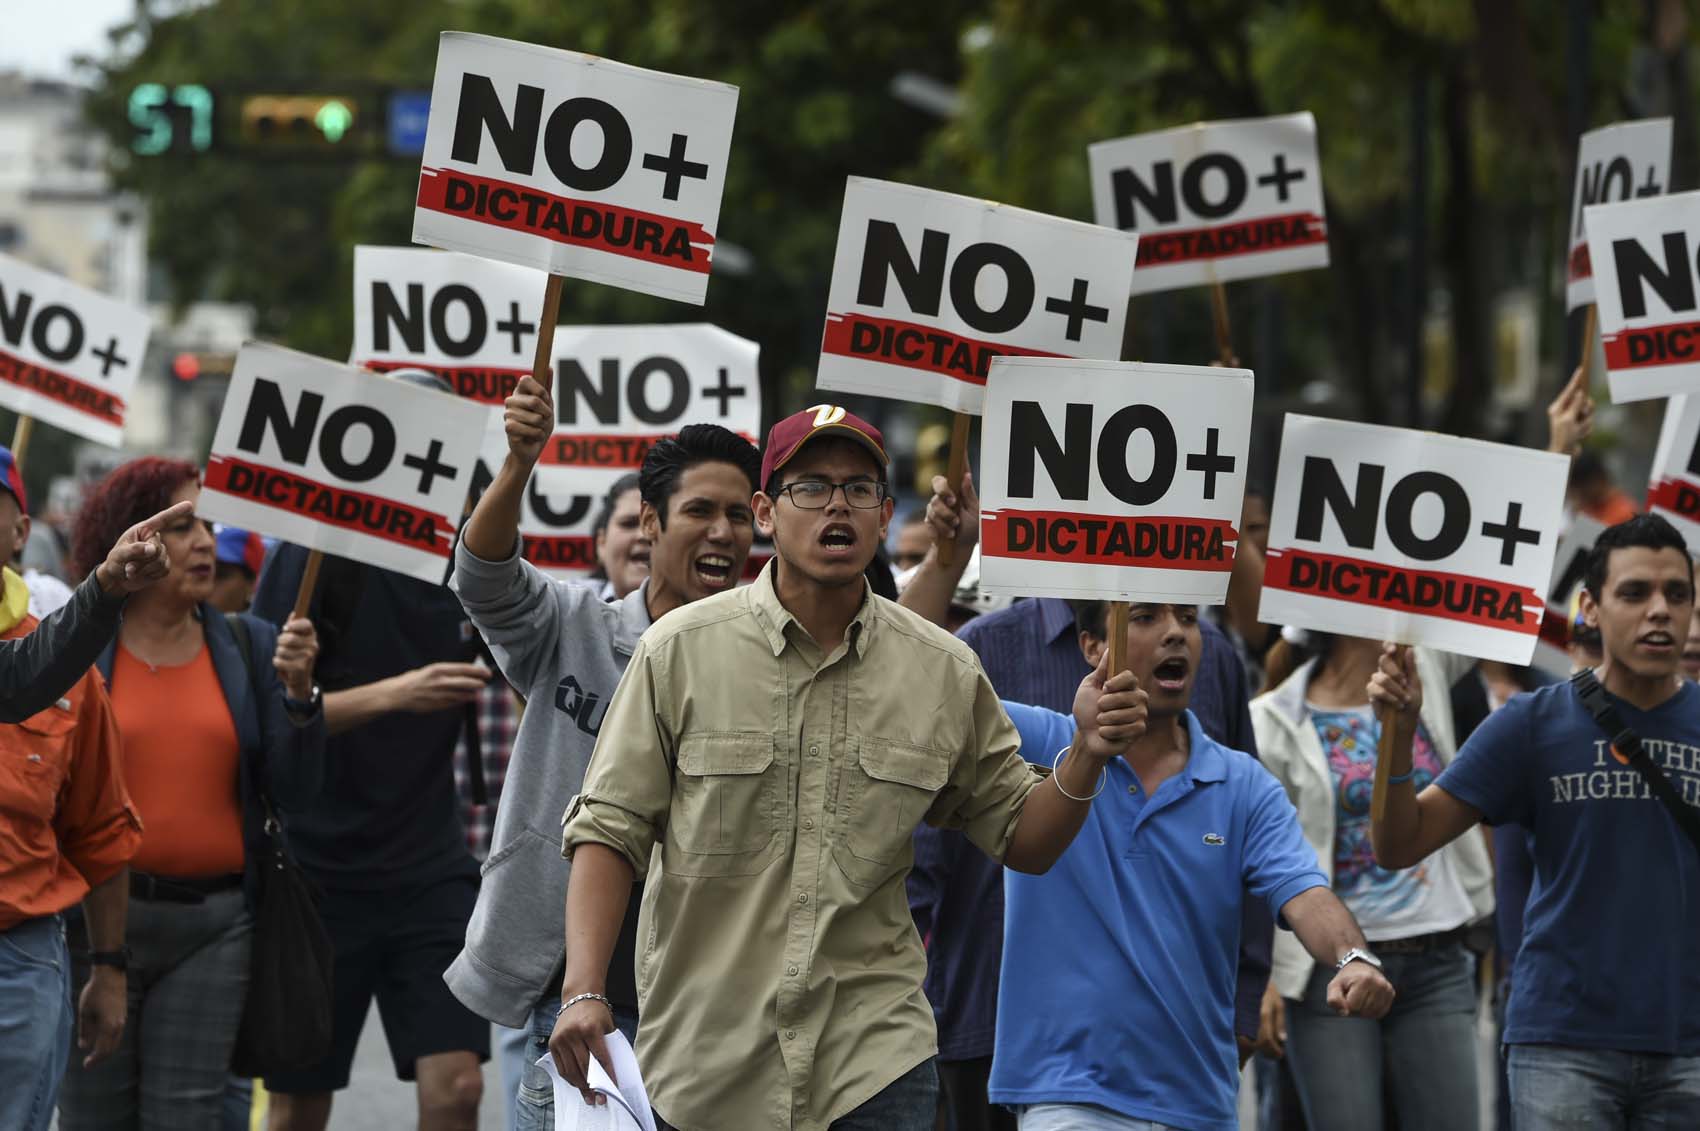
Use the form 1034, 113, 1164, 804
775, 479, 888, 510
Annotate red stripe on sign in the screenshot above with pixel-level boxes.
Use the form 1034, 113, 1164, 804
0, 348, 125, 426
362, 360, 527, 406
1602, 323, 1700, 370
981, 509, 1237, 571
1567, 241, 1592, 284
1263, 547, 1542, 634
820, 312, 1064, 386
1648, 477, 1700, 521
417, 168, 713, 274
204, 456, 452, 557
1135, 212, 1327, 268
537, 430, 760, 469
522, 533, 597, 572
1537, 604, 1572, 650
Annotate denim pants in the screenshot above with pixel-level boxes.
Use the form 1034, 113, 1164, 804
0, 915, 73, 1131
651, 1056, 938, 1131
1506, 1042, 1700, 1129
1283, 941, 1479, 1131
515, 995, 640, 1131
57, 887, 253, 1131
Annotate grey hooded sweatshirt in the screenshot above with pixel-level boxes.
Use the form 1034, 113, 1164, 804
446, 539, 650, 1027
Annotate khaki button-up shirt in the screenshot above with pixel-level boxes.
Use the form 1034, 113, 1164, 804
562, 564, 1042, 1131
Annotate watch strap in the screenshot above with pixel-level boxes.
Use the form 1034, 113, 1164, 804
82, 947, 131, 971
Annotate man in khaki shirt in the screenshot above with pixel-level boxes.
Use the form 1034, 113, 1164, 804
551, 406, 1147, 1131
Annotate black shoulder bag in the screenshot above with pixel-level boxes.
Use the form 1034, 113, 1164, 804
224, 613, 336, 1077
1569, 667, 1700, 856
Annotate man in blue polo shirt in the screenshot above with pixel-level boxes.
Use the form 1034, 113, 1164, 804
991, 600, 1394, 1131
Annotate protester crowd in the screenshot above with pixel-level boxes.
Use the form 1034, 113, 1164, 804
2, 333, 1696, 1131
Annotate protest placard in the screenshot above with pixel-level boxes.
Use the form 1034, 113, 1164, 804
1566, 119, 1671, 313
1259, 416, 1569, 665
412, 32, 738, 306
353, 245, 550, 405
532, 322, 761, 492
1088, 112, 1328, 296
977, 357, 1253, 606
1587, 190, 1700, 402
199, 342, 491, 584
0, 250, 151, 451
1646, 393, 1700, 544
1531, 514, 1608, 677
816, 178, 1137, 416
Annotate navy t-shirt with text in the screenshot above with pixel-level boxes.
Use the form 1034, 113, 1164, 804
1436, 680, 1700, 1054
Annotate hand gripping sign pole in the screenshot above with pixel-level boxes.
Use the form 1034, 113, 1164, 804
941, 414, 972, 567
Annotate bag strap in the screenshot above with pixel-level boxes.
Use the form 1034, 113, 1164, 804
224, 613, 282, 835
1569, 667, 1700, 855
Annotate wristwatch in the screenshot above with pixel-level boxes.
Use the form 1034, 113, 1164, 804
84, 947, 131, 972
1335, 946, 1382, 973
284, 683, 323, 715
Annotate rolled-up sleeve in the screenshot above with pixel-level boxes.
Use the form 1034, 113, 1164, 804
560, 638, 676, 879
58, 676, 142, 887
928, 668, 1043, 862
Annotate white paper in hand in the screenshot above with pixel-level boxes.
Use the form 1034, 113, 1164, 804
539, 1030, 656, 1131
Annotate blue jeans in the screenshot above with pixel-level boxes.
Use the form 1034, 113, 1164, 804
1017, 1103, 1180, 1130
1283, 941, 1479, 1131
651, 1057, 937, 1131
1506, 1043, 1700, 1129
0, 916, 72, 1131
514, 996, 640, 1131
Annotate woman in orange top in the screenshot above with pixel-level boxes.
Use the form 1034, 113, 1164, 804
56, 458, 325, 1130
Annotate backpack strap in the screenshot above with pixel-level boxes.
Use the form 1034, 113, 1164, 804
1569, 668, 1700, 855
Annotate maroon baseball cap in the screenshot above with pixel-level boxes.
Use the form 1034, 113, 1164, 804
760, 405, 888, 488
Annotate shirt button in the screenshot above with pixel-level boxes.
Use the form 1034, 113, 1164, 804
809, 744, 820, 757
785, 1030, 796, 1040
803, 817, 814, 830
1128, 784, 1138, 795
797, 893, 808, 905
787, 964, 799, 975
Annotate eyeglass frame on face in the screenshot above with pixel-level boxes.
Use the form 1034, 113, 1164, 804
772, 476, 889, 510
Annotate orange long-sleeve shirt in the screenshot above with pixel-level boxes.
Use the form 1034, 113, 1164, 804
0, 613, 142, 932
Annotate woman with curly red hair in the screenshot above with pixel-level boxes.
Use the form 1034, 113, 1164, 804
56, 457, 326, 1130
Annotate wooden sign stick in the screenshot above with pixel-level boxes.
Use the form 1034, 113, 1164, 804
11, 415, 33, 468
938, 413, 972, 568
1209, 280, 1236, 365
1107, 600, 1130, 676
1579, 302, 1598, 385
1370, 643, 1410, 823
290, 549, 325, 622
531, 274, 566, 393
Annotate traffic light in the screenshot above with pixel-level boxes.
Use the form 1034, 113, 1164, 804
240, 95, 362, 148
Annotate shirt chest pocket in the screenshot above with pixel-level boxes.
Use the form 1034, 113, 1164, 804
665, 734, 784, 878
834, 738, 950, 888
0, 708, 74, 823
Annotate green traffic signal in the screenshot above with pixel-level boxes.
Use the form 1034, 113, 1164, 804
314, 99, 353, 142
